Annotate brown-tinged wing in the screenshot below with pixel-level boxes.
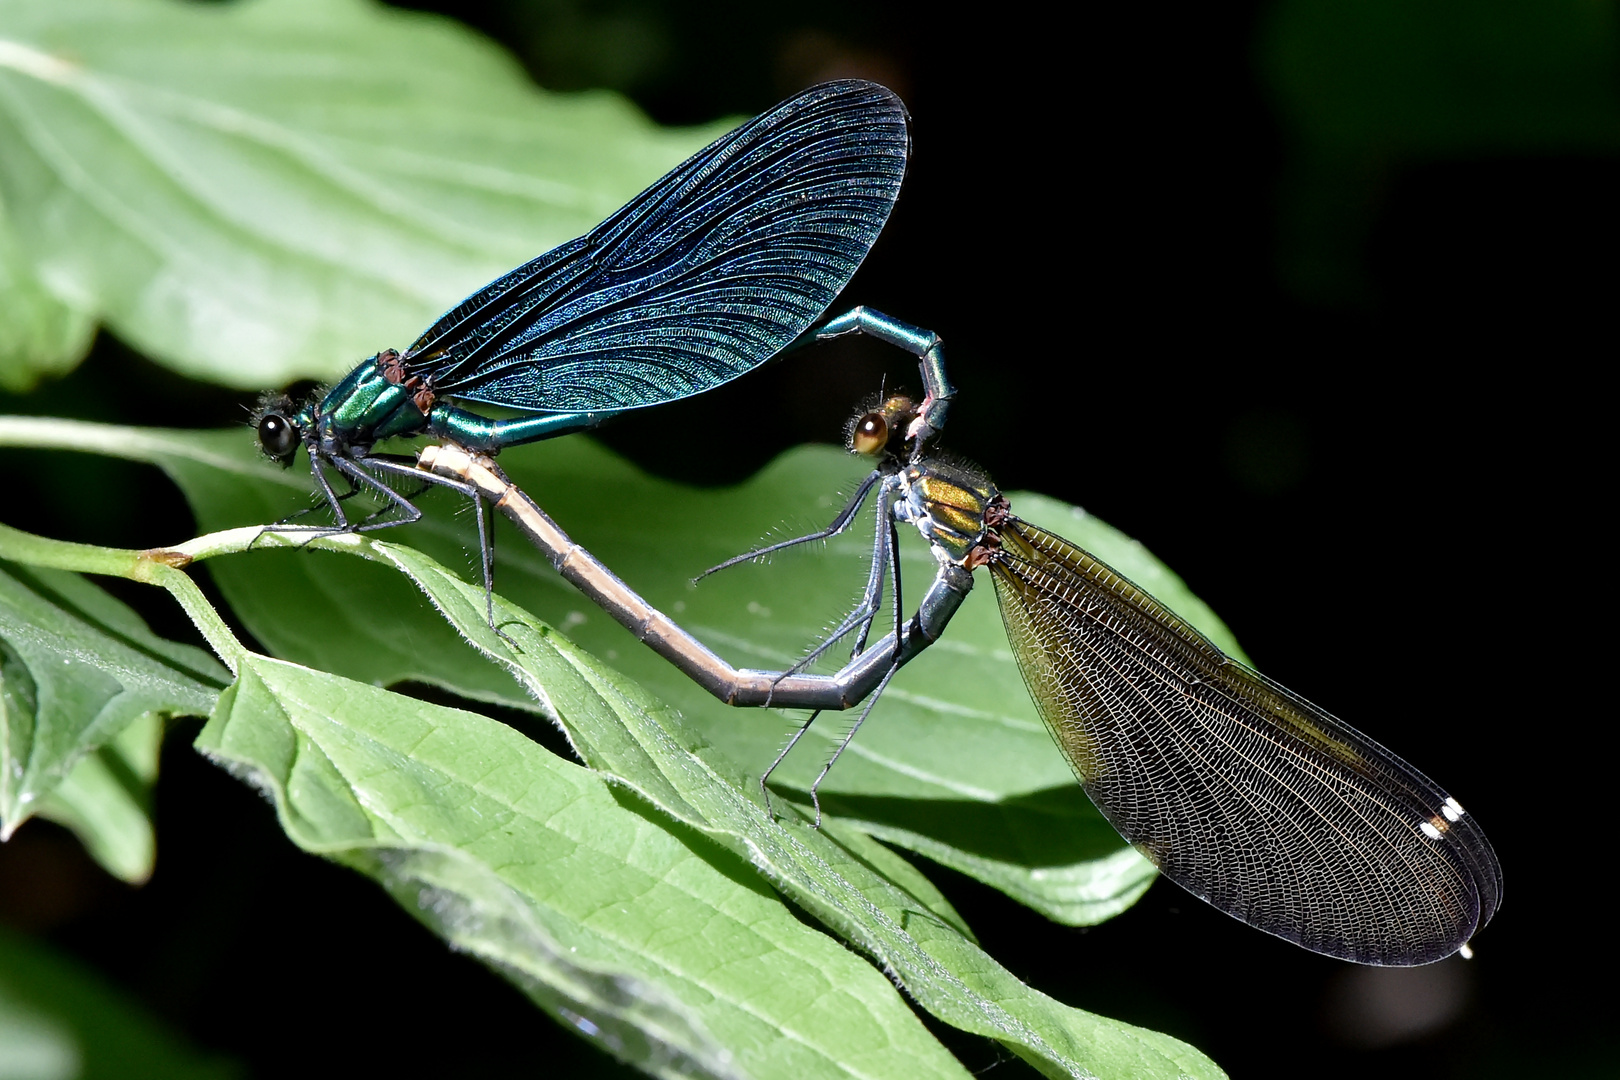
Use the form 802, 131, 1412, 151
989, 519, 1500, 965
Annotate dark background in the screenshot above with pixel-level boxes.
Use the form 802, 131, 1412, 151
2, 0, 1614, 1076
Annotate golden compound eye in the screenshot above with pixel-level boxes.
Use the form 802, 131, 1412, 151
852, 412, 889, 456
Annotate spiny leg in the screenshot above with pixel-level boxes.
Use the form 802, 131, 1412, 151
869, 510, 904, 661
807, 660, 903, 828
840, 484, 896, 659
759, 628, 909, 829
695, 469, 883, 581
308, 450, 355, 529
776, 482, 896, 679
328, 456, 424, 531
759, 710, 822, 821
849, 499, 905, 658
699, 471, 897, 691
723, 485, 891, 793
276, 472, 367, 527
355, 474, 433, 527
276, 450, 428, 537
256, 451, 366, 545
261, 449, 512, 643
359, 453, 508, 639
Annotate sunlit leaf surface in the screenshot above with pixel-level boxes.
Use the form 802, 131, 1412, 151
360, 538, 1225, 1079
198, 651, 974, 1080
0, 0, 718, 387
0, 205, 93, 391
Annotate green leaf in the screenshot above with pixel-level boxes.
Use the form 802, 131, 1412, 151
197, 652, 974, 1080
354, 537, 1223, 1079
0, 922, 241, 1080
36, 711, 163, 883
0, 0, 720, 388
0, 200, 94, 392
0, 556, 227, 842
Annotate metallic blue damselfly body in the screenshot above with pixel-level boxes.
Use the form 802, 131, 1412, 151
253, 81, 912, 594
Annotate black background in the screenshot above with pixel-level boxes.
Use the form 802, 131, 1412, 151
2, 1, 1613, 1076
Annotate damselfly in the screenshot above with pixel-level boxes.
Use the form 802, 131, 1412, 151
253, 80, 910, 618
421, 314, 1501, 967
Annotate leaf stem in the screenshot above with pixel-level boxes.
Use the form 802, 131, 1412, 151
0, 522, 250, 671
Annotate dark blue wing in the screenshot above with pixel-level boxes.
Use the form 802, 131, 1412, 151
404, 80, 909, 413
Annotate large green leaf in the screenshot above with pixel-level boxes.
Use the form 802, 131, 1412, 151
355, 535, 1223, 1079
0, 553, 227, 852
197, 650, 974, 1080
0, 0, 719, 388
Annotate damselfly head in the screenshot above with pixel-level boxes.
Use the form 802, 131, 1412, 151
252, 393, 303, 467
847, 394, 917, 458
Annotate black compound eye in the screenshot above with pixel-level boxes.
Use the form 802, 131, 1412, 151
851, 412, 889, 456
257, 413, 299, 461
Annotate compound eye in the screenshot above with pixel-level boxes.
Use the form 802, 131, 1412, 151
851, 412, 889, 456
257, 413, 299, 460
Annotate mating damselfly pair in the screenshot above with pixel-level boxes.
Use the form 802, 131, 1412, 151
252, 80, 1499, 967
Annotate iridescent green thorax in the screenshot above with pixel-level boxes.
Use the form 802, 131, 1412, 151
258, 348, 611, 469
311, 353, 431, 449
